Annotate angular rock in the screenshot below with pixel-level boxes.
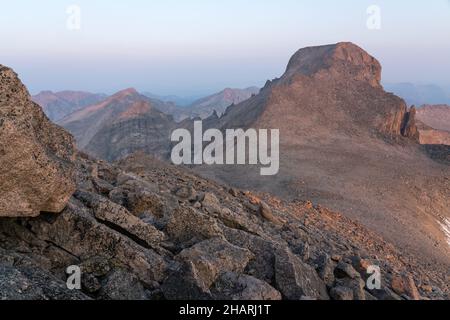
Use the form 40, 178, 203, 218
334, 261, 360, 279
334, 277, 366, 300
162, 238, 253, 299
75, 191, 166, 248
165, 206, 223, 245
28, 200, 169, 285
99, 270, 148, 300
390, 274, 421, 300
200, 192, 222, 213
274, 248, 329, 300
316, 253, 336, 287
223, 227, 278, 283
259, 201, 282, 225
330, 286, 354, 300
212, 272, 282, 300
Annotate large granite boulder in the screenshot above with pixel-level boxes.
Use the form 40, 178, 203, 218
0, 65, 76, 217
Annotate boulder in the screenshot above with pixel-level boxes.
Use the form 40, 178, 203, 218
165, 206, 223, 245
75, 191, 166, 248
334, 261, 360, 279
390, 274, 421, 300
99, 270, 148, 300
259, 201, 282, 225
316, 253, 336, 287
334, 277, 366, 300
212, 272, 282, 300
0, 65, 76, 217
162, 238, 253, 299
330, 286, 354, 300
274, 248, 329, 300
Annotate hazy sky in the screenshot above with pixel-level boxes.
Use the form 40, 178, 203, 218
1, 0, 449, 96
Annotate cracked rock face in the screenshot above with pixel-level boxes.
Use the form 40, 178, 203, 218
0, 65, 76, 217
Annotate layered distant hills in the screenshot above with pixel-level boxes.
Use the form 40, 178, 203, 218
32, 90, 107, 122
58, 88, 177, 161
34, 87, 260, 124
143, 87, 260, 121
185, 87, 260, 119
384, 83, 450, 106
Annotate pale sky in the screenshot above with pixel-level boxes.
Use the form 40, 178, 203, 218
1, 0, 449, 96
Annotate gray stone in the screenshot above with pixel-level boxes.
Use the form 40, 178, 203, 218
274, 248, 329, 300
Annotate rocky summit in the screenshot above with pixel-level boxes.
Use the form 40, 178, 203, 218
0, 65, 76, 217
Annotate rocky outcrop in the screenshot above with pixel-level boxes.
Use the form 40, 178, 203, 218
401, 106, 419, 140
416, 105, 450, 132
414, 105, 450, 146
284, 42, 382, 88
0, 65, 76, 217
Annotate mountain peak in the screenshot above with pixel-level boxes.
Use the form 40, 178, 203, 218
284, 42, 381, 87
111, 88, 139, 99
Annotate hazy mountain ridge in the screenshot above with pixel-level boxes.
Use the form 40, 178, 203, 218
58, 88, 177, 161
32, 90, 107, 122
384, 83, 450, 106
144, 87, 260, 122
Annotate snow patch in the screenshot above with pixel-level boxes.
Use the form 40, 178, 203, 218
438, 218, 450, 247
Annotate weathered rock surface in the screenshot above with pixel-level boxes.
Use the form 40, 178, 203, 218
0, 65, 76, 217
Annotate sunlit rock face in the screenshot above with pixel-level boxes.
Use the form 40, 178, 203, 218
0, 65, 76, 217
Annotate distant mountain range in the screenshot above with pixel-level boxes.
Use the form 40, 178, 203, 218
384, 83, 450, 106
58, 88, 176, 161
32, 90, 107, 122
34, 87, 260, 123
143, 87, 260, 121
141, 92, 200, 106
186, 87, 260, 119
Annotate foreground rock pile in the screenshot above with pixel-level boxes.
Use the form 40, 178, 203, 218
1, 151, 448, 300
